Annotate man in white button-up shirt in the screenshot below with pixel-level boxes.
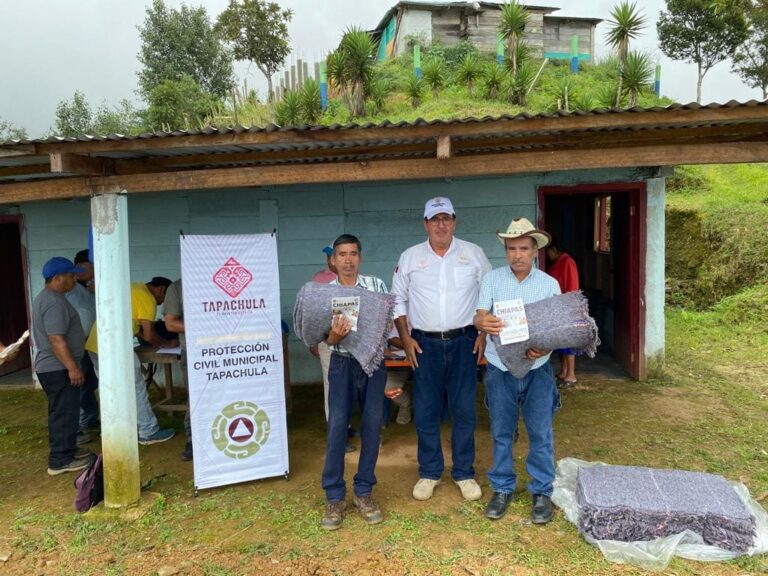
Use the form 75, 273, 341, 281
391, 197, 491, 502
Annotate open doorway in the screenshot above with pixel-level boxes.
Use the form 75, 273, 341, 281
0, 216, 31, 379
538, 183, 646, 380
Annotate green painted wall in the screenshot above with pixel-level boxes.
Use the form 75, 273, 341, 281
14, 166, 662, 383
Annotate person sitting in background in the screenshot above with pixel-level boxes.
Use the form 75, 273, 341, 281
86, 277, 177, 445
545, 239, 580, 388
163, 278, 192, 461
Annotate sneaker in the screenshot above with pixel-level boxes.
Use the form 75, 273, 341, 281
353, 494, 383, 525
345, 442, 356, 453
47, 457, 90, 476
74, 447, 92, 460
531, 494, 554, 524
395, 404, 412, 425
320, 500, 346, 530
180, 442, 193, 461
454, 478, 482, 501
76, 431, 93, 446
138, 428, 175, 445
412, 478, 441, 501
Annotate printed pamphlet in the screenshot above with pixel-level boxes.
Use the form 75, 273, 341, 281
494, 299, 529, 345
0, 330, 29, 364
331, 296, 360, 332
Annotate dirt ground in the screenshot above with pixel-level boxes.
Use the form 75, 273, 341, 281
0, 373, 766, 576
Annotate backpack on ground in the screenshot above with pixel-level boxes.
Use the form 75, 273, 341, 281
73, 453, 104, 512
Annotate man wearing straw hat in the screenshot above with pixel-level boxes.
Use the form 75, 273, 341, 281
473, 217, 561, 524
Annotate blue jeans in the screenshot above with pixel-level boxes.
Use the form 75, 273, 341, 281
322, 354, 386, 502
412, 328, 478, 481
79, 352, 100, 431
484, 362, 560, 496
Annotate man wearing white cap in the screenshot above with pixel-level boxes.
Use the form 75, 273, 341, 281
473, 218, 561, 524
392, 197, 491, 502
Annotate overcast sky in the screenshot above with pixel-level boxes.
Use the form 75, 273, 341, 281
0, 0, 761, 138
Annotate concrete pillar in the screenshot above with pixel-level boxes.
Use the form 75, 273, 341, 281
644, 177, 666, 378
91, 192, 141, 508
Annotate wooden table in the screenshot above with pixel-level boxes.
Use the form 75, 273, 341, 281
134, 345, 187, 414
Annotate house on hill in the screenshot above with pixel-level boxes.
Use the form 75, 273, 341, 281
373, 1, 602, 61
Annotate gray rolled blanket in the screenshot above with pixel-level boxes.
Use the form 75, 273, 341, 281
577, 465, 756, 553
491, 291, 599, 378
293, 282, 395, 376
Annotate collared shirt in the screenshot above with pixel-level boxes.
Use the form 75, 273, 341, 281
391, 237, 491, 331
477, 266, 561, 372
329, 274, 388, 355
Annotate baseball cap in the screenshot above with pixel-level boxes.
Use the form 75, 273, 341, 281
322, 244, 334, 256
42, 257, 85, 280
423, 197, 455, 220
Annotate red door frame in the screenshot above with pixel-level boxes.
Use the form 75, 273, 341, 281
0, 214, 32, 373
537, 182, 647, 380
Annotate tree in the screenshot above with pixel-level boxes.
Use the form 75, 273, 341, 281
732, 0, 768, 99
621, 51, 655, 106
137, 0, 234, 100
326, 27, 378, 117
145, 76, 222, 131
216, 0, 293, 102
0, 118, 28, 141
605, 1, 647, 107
55, 90, 93, 136
93, 100, 144, 136
657, 0, 749, 103
498, 0, 529, 76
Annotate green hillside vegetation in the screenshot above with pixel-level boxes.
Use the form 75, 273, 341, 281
226, 47, 672, 128
665, 163, 768, 309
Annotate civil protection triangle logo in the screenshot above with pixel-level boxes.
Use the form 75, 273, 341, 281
213, 257, 253, 298
212, 401, 271, 459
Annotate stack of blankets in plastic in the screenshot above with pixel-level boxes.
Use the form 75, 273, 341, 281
293, 282, 395, 376
577, 464, 756, 552
492, 290, 600, 378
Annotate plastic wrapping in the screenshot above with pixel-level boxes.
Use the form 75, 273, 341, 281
552, 458, 768, 571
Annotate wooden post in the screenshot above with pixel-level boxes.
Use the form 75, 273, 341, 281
320, 60, 328, 110
284, 71, 290, 93
314, 61, 320, 83
414, 44, 422, 79
302, 61, 309, 87
290, 65, 296, 91
570, 36, 579, 74
297, 58, 303, 89
91, 192, 140, 508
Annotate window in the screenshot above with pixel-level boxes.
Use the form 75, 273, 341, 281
594, 196, 611, 253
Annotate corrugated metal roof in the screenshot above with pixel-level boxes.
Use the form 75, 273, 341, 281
2, 100, 765, 148
1, 99, 768, 204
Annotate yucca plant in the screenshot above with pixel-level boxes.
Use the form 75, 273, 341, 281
366, 76, 388, 114
274, 90, 301, 126
422, 58, 447, 98
550, 75, 574, 111
498, 0, 529, 76
456, 53, 480, 96
299, 78, 322, 124
573, 92, 596, 112
404, 74, 424, 109
621, 50, 654, 107
483, 63, 505, 99
339, 27, 378, 117
508, 60, 536, 106
605, 1, 647, 107
597, 83, 621, 108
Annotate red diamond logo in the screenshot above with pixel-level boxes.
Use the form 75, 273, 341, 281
212, 257, 253, 298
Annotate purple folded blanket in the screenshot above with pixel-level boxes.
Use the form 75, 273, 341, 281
491, 291, 600, 378
577, 465, 756, 552
293, 282, 395, 376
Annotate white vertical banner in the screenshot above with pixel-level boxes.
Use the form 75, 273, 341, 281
181, 234, 288, 490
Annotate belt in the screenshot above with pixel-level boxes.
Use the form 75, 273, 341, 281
412, 325, 474, 340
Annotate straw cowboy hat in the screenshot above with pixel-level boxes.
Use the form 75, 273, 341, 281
497, 218, 551, 249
